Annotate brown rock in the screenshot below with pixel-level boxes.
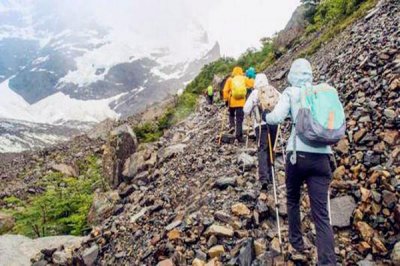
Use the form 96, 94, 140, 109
231, 203, 251, 217
357, 241, 371, 254
357, 222, 374, 242
372, 237, 388, 254
353, 128, 367, 143
205, 258, 222, 266
192, 258, 206, 266
51, 163, 79, 177
390, 78, 400, 91
335, 138, 349, 154
157, 259, 174, 266
360, 187, 371, 202
333, 165, 346, 180
270, 237, 281, 254
208, 245, 225, 258
168, 229, 181, 241
205, 224, 234, 238
254, 239, 266, 257
382, 130, 399, 145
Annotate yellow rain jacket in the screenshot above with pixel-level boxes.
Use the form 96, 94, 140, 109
223, 67, 246, 108
246, 78, 255, 89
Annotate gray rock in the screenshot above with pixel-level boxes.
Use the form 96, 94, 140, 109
82, 244, 99, 266
103, 123, 138, 188
53, 250, 68, 265
87, 191, 120, 226
238, 152, 256, 170
330, 196, 357, 228
238, 238, 255, 266
392, 242, 400, 265
158, 144, 187, 162
165, 220, 182, 231
357, 254, 375, 266
214, 177, 237, 189
0, 235, 84, 266
383, 108, 396, 119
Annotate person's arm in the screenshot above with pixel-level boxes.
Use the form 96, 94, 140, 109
222, 78, 231, 102
264, 88, 291, 125
243, 90, 256, 115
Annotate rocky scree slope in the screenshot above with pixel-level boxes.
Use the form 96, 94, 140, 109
9, 0, 400, 265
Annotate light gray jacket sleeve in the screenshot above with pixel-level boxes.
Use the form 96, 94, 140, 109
265, 88, 291, 125
243, 90, 257, 116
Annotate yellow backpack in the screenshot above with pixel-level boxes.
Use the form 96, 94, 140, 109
231, 76, 247, 100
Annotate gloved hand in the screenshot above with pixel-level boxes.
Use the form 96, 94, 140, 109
225, 101, 229, 107
262, 110, 269, 123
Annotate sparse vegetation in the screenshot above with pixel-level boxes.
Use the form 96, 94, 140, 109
302, 0, 378, 55
1, 155, 104, 237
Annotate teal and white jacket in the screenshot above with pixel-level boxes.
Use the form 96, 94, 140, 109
264, 59, 332, 154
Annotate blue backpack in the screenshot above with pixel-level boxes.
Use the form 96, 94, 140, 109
297, 83, 346, 145
291, 83, 346, 164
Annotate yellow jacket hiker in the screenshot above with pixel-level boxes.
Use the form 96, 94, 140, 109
223, 67, 248, 108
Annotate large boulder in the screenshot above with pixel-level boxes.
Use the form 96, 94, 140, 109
87, 190, 120, 225
122, 146, 157, 181
102, 124, 138, 188
0, 235, 85, 266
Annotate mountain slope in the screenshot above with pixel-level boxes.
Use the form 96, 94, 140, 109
0, 0, 399, 265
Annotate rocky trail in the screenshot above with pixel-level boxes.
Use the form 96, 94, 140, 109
1, 0, 399, 265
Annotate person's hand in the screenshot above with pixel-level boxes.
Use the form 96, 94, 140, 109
262, 110, 269, 122
225, 101, 229, 107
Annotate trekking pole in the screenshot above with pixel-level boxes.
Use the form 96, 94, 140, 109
267, 126, 283, 254
218, 107, 228, 145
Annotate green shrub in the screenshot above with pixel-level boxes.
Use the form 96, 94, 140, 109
1, 155, 103, 237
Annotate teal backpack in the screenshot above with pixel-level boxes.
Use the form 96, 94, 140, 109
295, 83, 346, 147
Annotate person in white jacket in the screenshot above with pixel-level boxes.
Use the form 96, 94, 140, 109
244, 73, 279, 188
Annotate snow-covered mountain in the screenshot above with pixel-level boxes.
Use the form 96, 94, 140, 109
0, 0, 220, 152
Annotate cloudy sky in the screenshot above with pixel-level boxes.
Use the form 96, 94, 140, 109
2, 0, 300, 57
96, 0, 301, 57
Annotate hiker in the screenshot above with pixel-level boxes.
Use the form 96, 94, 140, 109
244, 73, 279, 189
205, 85, 214, 105
262, 58, 345, 265
245, 67, 256, 99
223, 67, 247, 142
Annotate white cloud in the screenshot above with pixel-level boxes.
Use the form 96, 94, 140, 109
3, 0, 300, 57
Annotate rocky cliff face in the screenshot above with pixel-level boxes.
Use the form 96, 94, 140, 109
1, 0, 399, 265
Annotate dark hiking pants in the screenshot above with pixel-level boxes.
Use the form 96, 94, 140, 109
255, 124, 277, 184
229, 107, 244, 141
207, 95, 213, 105
286, 152, 336, 266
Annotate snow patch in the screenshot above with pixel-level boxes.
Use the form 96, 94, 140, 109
0, 79, 123, 124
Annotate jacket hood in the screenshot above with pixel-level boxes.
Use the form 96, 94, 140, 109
288, 58, 313, 87
232, 67, 244, 76
246, 67, 256, 79
255, 73, 269, 89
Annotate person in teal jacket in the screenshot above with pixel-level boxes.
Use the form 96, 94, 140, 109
263, 58, 336, 265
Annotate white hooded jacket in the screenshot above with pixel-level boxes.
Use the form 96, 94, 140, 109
244, 73, 280, 129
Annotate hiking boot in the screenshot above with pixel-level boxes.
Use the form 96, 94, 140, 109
228, 127, 235, 134
288, 245, 310, 263
260, 180, 271, 191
